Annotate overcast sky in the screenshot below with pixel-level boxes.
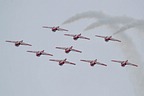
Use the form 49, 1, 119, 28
0, 0, 144, 96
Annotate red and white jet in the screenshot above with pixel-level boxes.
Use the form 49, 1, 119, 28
42, 26, 68, 32
5, 40, 32, 47
27, 50, 53, 57
49, 58, 76, 66
111, 60, 138, 67
64, 33, 90, 40
80, 59, 107, 67
95, 35, 121, 42
56, 46, 82, 53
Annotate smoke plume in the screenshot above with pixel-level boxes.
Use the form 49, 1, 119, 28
114, 20, 144, 35
116, 33, 144, 96
64, 11, 144, 96
62, 11, 109, 24
84, 16, 134, 31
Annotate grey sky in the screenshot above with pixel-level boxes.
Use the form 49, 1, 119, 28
0, 0, 144, 96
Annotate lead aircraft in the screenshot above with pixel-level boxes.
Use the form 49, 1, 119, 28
43, 26, 68, 32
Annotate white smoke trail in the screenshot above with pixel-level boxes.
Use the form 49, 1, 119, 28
114, 20, 144, 35
116, 33, 144, 96
63, 11, 144, 96
62, 11, 110, 24
84, 22, 103, 31
84, 16, 134, 31
63, 11, 135, 31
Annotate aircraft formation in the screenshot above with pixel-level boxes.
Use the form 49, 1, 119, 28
5, 26, 138, 67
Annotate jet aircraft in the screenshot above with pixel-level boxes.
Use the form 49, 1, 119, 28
6, 40, 32, 47
27, 50, 53, 57
56, 46, 82, 53
49, 58, 76, 66
111, 60, 138, 67
80, 59, 107, 67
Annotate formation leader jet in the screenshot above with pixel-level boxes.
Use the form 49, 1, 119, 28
95, 35, 121, 42
111, 60, 138, 67
80, 59, 107, 67
56, 46, 82, 53
64, 33, 90, 40
27, 50, 53, 57
42, 26, 68, 32
5, 40, 32, 47
49, 58, 76, 66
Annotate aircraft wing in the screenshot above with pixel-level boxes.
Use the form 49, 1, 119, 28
80, 60, 92, 63
49, 59, 60, 62
56, 47, 66, 50
110, 38, 121, 42
71, 49, 82, 53
5, 40, 17, 43
97, 62, 107, 66
79, 36, 90, 40
95, 35, 106, 38
65, 61, 76, 65
27, 51, 38, 53
57, 28, 68, 31
20, 42, 32, 46
42, 26, 53, 29
42, 52, 53, 56
111, 60, 123, 63
64, 34, 75, 37
127, 63, 138, 67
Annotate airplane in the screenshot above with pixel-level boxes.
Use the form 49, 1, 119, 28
42, 26, 68, 32
49, 58, 76, 66
27, 50, 53, 57
56, 46, 82, 53
95, 35, 121, 42
111, 60, 138, 67
5, 40, 32, 47
80, 59, 107, 67
64, 33, 90, 40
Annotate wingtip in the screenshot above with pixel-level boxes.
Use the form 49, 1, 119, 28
42, 26, 46, 28
49, 59, 53, 61
104, 64, 107, 66
71, 63, 76, 65
5, 40, 10, 42
49, 54, 53, 56
111, 60, 115, 62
